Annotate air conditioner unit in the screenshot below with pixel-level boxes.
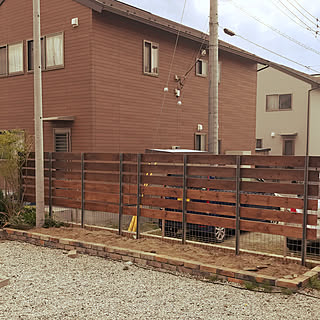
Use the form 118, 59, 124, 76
172, 146, 181, 150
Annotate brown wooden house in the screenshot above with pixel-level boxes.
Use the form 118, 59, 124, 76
0, 0, 259, 154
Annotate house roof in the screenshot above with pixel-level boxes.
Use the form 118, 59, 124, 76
74, 0, 320, 87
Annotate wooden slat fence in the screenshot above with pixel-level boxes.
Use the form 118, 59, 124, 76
23, 153, 320, 248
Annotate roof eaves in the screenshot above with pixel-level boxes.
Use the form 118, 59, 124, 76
73, 0, 104, 13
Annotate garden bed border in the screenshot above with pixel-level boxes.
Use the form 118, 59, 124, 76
3, 227, 320, 291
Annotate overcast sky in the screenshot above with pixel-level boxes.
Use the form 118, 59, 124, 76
120, 0, 320, 74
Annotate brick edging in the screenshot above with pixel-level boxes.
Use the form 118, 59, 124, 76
4, 228, 320, 291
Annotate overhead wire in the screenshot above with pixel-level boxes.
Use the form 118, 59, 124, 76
277, 0, 318, 34
285, 0, 319, 28
229, 0, 320, 57
219, 25, 320, 74
291, 0, 319, 22
270, 0, 313, 32
152, 0, 187, 148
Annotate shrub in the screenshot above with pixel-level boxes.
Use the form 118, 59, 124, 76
6, 206, 65, 230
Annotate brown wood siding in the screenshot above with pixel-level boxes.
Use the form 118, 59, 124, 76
0, 0, 93, 152
92, 11, 257, 153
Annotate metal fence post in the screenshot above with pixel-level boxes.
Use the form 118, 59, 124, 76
136, 154, 141, 239
118, 153, 123, 236
302, 155, 309, 266
48, 152, 53, 217
81, 153, 85, 228
182, 155, 187, 244
235, 155, 241, 255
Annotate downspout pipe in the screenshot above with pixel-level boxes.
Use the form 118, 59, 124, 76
302, 85, 320, 266
306, 86, 320, 156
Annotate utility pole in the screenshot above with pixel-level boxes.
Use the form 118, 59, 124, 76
33, 0, 45, 227
208, 0, 219, 154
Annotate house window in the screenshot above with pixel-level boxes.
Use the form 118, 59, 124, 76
8, 42, 23, 74
283, 139, 294, 155
266, 94, 292, 111
27, 38, 45, 71
256, 139, 263, 148
27, 33, 63, 71
195, 133, 206, 151
196, 59, 208, 77
0, 46, 6, 76
144, 40, 159, 75
46, 33, 64, 68
54, 128, 71, 152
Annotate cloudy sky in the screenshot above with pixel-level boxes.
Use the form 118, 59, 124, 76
120, 0, 320, 74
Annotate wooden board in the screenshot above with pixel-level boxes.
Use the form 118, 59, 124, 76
52, 160, 81, 170
241, 156, 305, 167
84, 202, 119, 214
240, 207, 317, 225
241, 167, 319, 182
84, 153, 120, 162
85, 182, 119, 194
188, 178, 236, 190
85, 172, 119, 183
240, 220, 317, 240
240, 193, 317, 211
241, 180, 318, 196
187, 166, 236, 178
141, 154, 183, 163
84, 162, 120, 172
187, 154, 236, 165
52, 153, 81, 160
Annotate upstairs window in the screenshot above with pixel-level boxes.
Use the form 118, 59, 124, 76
27, 38, 45, 71
196, 59, 208, 77
0, 46, 6, 76
0, 42, 24, 76
8, 42, 24, 74
27, 32, 64, 71
266, 94, 292, 111
46, 33, 64, 68
144, 40, 159, 75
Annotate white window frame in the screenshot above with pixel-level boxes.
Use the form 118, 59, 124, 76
196, 59, 208, 77
143, 40, 159, 76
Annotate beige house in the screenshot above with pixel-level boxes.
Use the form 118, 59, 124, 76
256, 64, 320, 156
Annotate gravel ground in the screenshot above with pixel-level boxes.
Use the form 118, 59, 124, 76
0, 241, 320, 320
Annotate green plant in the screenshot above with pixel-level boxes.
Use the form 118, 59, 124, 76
281, 288, 294, 295
6, 205, 64, 230
307, 277, 320, 290
261, 282, 273, 293
0, 130, 32, 226
244, 281, 259, 291
209, 275, 218, 282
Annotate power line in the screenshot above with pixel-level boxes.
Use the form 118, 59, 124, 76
277, 0, 318, 34
286, 0, 319, 28
153, 0, 188, 148
220, 26, 320, 74
291, 0, 319, 23
230, 0, 320, 57
270, 0, 313, 32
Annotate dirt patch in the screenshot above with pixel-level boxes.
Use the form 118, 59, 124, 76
30, 227, 310, 278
